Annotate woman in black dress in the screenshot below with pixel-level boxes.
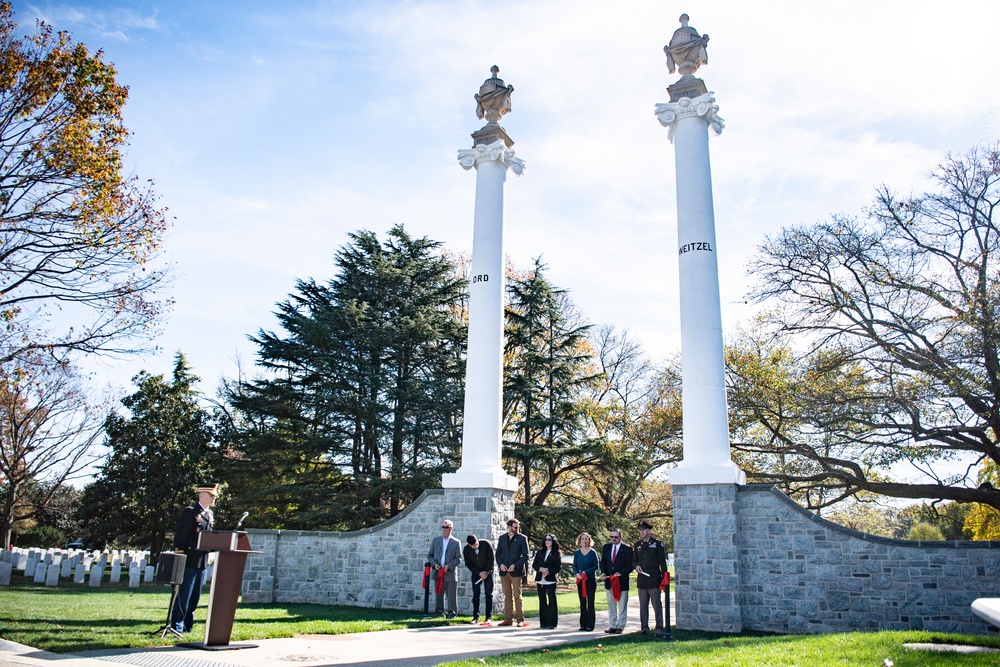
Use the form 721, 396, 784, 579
532, 534, 562, 629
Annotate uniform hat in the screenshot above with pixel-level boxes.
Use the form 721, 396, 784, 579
197, 483, 219, 496
637, 519, 653, 530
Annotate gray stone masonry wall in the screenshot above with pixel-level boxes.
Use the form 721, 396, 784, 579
737, 485, 1000, 634
672, 484, 742, 632
242, 487, 515, 613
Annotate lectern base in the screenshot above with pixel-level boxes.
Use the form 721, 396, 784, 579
176, 641, 259, 651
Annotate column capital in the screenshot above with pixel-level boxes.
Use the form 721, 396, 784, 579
457, 139, 525, 176
654, 91, 725, 142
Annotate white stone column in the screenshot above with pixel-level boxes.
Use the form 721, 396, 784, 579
443, 67, 522, 492
442, 140, 522, 491
656, 92, 744, 486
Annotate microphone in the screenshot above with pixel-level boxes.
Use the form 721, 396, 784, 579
236, 511, 249, 529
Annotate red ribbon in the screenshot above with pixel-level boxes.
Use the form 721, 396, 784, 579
610, 575, 621, 602
421, 565, 430, 590
435, 569, 446, 595
578, 572, 588, 599
660, 571, 670, 592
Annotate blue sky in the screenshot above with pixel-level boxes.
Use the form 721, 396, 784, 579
13, 0, 1000, 400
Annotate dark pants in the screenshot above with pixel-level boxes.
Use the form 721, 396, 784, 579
170, 566, 205, 632
537, 584, 558, 628
638, 586, 664, 632
577, 577, 597, 630
471, 575, 493, 619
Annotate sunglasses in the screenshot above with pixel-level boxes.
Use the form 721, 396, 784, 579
441, 526, 452, 529
610, 535, 621, 539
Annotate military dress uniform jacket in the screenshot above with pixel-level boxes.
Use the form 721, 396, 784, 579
600, 542, 634, 591
632, 537, 668, 589
173, 502, 213, 569
495, 533, 530, 578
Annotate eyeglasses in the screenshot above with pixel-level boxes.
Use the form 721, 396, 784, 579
610, 535, 621, 540
441, 526, 452, 529
545, 538, 553, 542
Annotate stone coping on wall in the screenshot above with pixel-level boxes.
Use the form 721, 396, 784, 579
245, 488, 444, 538
741, 484, 1000, 550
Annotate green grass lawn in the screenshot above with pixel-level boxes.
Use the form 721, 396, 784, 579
441, 630, 1000, 667
6, 576, 997, 666
0, 578, 466, 652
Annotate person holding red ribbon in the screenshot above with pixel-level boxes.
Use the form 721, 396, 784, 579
428, 519, 462, 618
572, 532, 599, 632
599, 528, 633, 634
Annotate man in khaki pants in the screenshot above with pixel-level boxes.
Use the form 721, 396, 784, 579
495, 518, 530, 626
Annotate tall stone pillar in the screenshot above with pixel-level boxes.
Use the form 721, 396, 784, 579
442, 66, 521, 493
655, 14, 744, 633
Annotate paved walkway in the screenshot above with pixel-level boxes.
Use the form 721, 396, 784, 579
1, 597, 674, 667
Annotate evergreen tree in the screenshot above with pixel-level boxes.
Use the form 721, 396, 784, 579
77, 353, 215, 557
223, 226, 466, 530
503, 259, 603, 540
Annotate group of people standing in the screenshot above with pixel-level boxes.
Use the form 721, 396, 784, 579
427, 517, 670, 637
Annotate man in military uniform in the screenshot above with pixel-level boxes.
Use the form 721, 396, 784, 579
170, 483, 217, 634
632, 519, 668, 638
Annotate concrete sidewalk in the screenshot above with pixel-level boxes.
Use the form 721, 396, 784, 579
2, 596, 674, 667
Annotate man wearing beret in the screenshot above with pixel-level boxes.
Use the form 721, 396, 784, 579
170, 483, 217, 634
632, 519, 668, 638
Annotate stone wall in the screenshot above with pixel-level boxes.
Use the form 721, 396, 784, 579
673, 482, 1000, 634
672, 483, 742, 632
242, 487, 514, 611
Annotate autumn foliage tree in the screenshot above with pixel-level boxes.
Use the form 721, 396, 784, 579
0, 360, 103, 549
737, 144, 1000, 512
0, 3, 169, 365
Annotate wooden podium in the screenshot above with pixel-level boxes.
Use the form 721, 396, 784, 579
179, 530, 259, 650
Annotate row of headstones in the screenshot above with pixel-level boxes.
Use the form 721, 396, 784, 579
0, 547, 215, 588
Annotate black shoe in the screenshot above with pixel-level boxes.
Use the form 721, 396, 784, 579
446, 612, 456, 619
613, 628, 624, 634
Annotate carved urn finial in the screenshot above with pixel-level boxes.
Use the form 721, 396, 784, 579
475, 65, 514, 125
665, 13, 710, 77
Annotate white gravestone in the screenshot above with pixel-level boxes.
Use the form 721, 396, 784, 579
144, 565, 154, 583
89, 564, 104, 587
15, 552, 27, 570
33, 563, 48, 583
74, 563, 87, 584
61, 558, 73, 578
45, 562, 60, 586
24, 557, 37, 578
128, 566, 141, 588
110, 559, 122, 583
0, 561, 11, 585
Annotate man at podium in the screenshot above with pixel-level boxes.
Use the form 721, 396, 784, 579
170, 483, 217, 634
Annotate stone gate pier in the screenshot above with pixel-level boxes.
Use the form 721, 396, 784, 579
659, 14, 1000, 635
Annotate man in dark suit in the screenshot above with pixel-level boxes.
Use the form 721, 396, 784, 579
170, 483, 217, 634
428, 519, 462, 618
463, 534, 495, 625
495, 517, 529, 626
599, 527, 633, 634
